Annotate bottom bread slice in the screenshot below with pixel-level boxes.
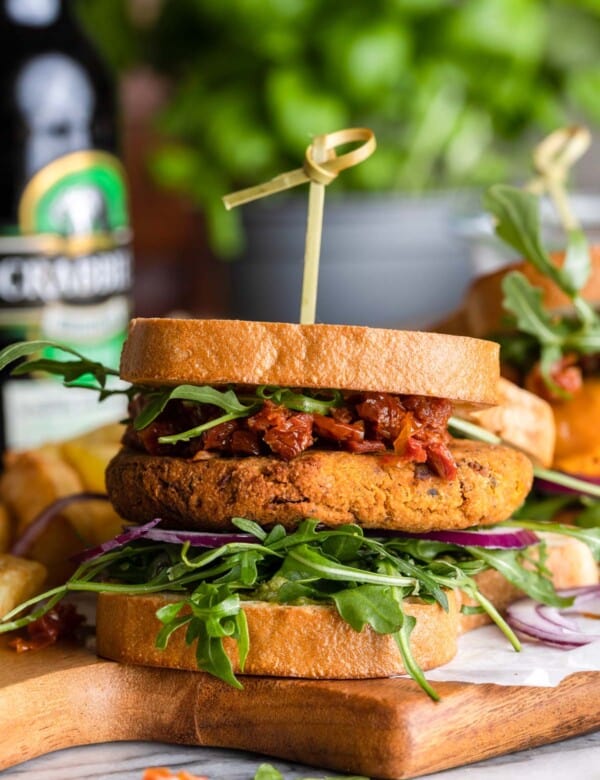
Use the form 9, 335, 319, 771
95, 535, 598, 679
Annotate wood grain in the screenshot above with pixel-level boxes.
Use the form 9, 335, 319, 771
1, 632, 600, 779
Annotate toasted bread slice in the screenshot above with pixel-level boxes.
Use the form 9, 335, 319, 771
463, 377, 556, 468
119, 318, 500, 408
97, 590, 461, 679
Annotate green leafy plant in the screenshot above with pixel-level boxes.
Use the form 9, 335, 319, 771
76, 0, 600, 255
483, 184, 600, 391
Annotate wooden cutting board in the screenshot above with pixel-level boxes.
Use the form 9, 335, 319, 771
2, 630, 600, 780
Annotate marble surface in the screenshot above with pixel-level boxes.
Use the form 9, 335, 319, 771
2, 731, 600, 780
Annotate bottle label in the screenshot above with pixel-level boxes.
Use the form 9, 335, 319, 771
0, 150, 133, 449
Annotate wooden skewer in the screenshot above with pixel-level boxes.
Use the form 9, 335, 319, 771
300, 134, 328, 324
528, 125, 591, 231
222, 127, 376, 324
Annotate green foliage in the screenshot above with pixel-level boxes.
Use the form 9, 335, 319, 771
75, 0, 600, 255
0, 339, 346, 448
484, 185, 600, 388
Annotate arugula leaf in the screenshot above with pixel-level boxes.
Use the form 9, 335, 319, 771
512, 494, 574, 522
257, 386, 343, 415
163, 584, 249, 688
483, 185, 568, 290
500, 271, 568, 390
0, 339, 97, 371
254, 765, 284, 780
134, 384, 259, 432
155, 612, 193, 649
233, 516, 268, 541
332, 584, 405, 634
467, 545, 572, 607
0, 339, 124, 395
564, 229, 593, 303
501, 272, 563, 347
285, 544, 415, 588
575, 499, 600, 528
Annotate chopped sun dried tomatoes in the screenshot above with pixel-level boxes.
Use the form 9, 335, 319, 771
8, 603, 85, 653
125, 389, 457, 478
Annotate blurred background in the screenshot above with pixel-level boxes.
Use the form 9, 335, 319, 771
72, 0, 600, 327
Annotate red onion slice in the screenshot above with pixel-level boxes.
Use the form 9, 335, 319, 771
506, 586, 600, 649
70, 520, 257, 564
375, 526, 539, 549
534, 473, 600, 498
535, 603, 580, 631
70, 518, 163, 564
142, 528, 257, 546
69, 519, 537, 568
10, 492, 110, 557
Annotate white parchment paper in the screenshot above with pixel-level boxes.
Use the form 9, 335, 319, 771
424, 625, 600, 686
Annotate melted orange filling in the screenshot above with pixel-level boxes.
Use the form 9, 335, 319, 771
552, 377, 600, 475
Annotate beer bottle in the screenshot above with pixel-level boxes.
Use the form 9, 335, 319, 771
0, 0, 133, 450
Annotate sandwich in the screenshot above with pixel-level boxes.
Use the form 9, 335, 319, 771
437, 182, 600, 524
442, 238, 600, 479
0, 317, 597, 700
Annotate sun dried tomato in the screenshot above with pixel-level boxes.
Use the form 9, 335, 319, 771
312, 413, 364, 442
427, 441, 458, 480
202, 419, 239, 451
355, 392, 408, 441
262, 412, 314, 460
247, 400, 314, 460
230, 429, 262, 455
525, 355, 583, 401
9, 603, 85, 653
403, 395, 453, 428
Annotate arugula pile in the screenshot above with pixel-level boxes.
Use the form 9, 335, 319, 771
0, 520, 555, 695
4, 513, 598, 700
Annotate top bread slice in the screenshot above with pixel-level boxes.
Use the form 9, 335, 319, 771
119, 318, 500, 407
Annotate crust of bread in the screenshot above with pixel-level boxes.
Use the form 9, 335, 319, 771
95, 534, 598, 680
463, 377, 556, 468
456, 246, 600, 338
96, 590, 461, 679
119, 318, 500, 407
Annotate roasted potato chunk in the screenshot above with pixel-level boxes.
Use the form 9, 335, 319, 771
0, 553, 46, 617
0, 423, 124, 586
